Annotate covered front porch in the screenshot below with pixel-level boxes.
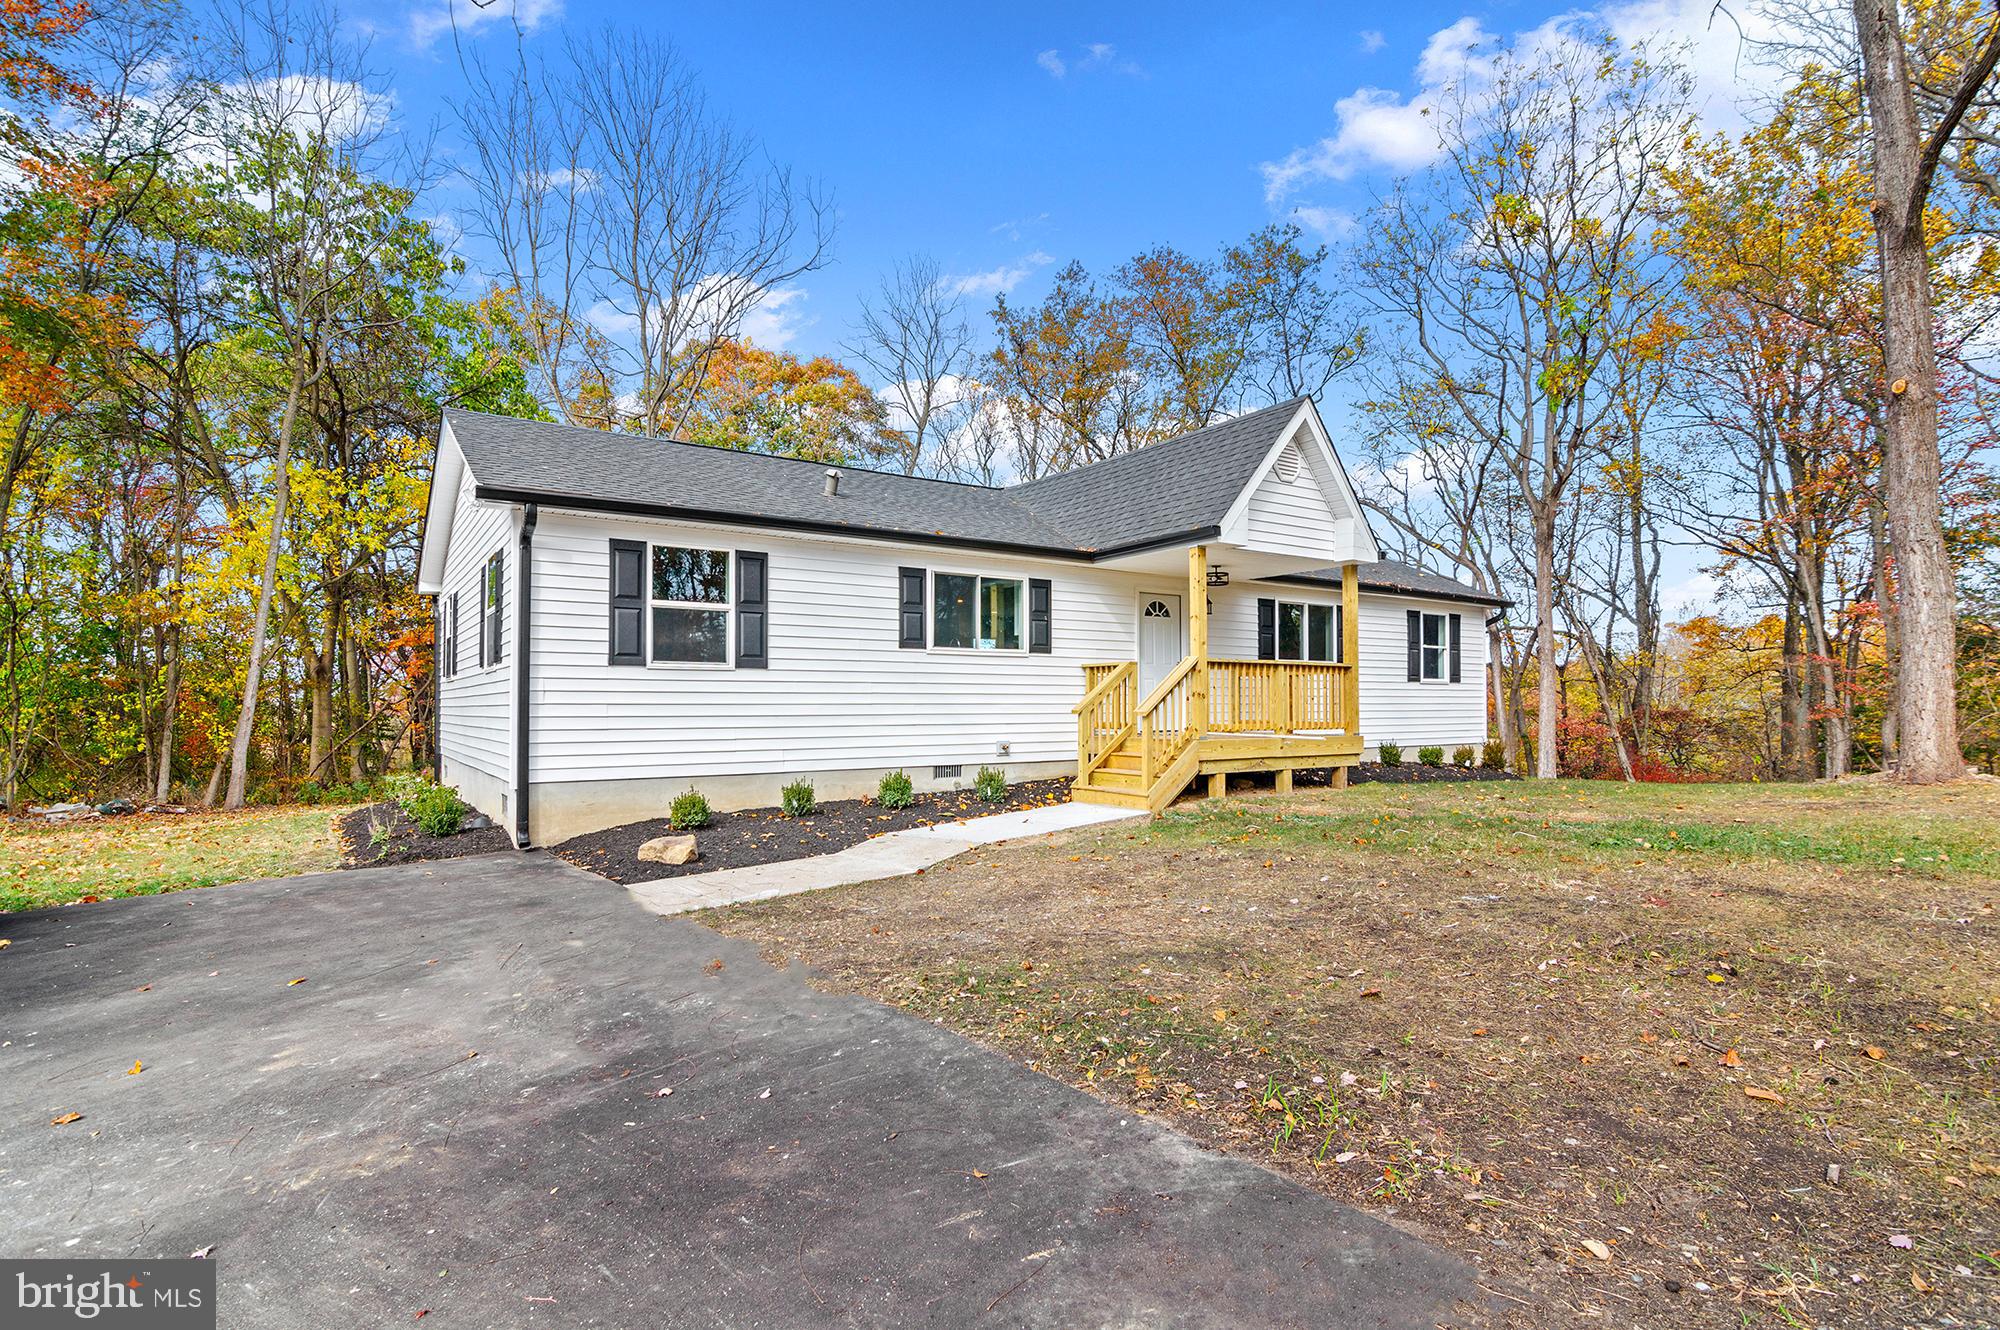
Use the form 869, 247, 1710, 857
1071, 545, 1364, 812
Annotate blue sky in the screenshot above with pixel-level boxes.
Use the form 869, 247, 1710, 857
354, 0, 1755, 363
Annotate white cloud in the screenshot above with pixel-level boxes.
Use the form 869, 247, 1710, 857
1287, 204, 1357, 238
989, 212, 1050, 242
409, 0, 562, 51
1358, 30, 1387, 55
521, 166, 599, 196
944, 251, 1054, 299
737, 286, 810, 350
1262, 1, 1785, 201
1035, 42, 1142, 79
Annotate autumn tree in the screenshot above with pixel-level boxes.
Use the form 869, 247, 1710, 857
680, 339, 889, 464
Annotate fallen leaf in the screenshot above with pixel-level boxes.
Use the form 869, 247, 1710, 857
970, 1169, 989, 1179
1889, 1234, 1914, 1249
126, 1060, 142, 1076
189, 1245, 215, 1260
1911, 1269, 1929, 1294
1211, 1009, 1230, 1022
1719, 1048, 1742, 1067
50, 1111, 82, 1126
287, 977, 307, 986
1580, 1239, 1612, 1261
650, 1087, 673, 1098
1359, 988, 1383, 999
1864, 1046, 1885, 1060
0, 939, 11, 949
1706, 973, 1727, 984
1743, 1086, 1785, 1104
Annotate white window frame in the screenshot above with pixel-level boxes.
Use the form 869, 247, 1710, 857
926, 568, 1027, 654
1419, 611, 1449, 683
479, 552, 503, 672
1272, 597, 1339, 664
647, 542, 734, 670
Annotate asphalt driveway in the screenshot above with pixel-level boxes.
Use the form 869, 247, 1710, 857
0, 852, 1472, 1327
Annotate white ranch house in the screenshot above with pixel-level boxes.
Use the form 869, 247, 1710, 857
416, 398, 1504, 847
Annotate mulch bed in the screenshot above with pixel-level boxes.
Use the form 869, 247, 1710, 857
551, 777, 1075, 885
338, 801, 515, 868
1342, 760, 1517, 785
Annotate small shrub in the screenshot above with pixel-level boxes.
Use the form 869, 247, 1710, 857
877, 769, 915, 809
399, 779, 468, 838
669, 788, 712, 831
1482, 739, 1506, 769
299, 780, 325, 805
780, 778, 817, 818
1452, 745, 1475, 769
1418, 745, 1444, 767
1378, 742, 1402, 766
974, 766, 1008, 802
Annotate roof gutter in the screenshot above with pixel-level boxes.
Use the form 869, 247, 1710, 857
514, 503, 538, 848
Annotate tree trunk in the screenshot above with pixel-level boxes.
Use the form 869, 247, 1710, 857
1870, 493, 1901, 768
224, 371, 306, 809
1488, 621, 1513, 767
306, 604, 335, 782
1533, 507, 1559, 779
1851, 0, 1965, 783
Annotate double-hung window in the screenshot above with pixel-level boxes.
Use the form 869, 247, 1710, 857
931, 572, 1023, 651
1419, 611, 1448, 681
481, 554, 503, 667
439, 593, 458, 680
1271, 598, 1339, 663
651, 545, 731, 664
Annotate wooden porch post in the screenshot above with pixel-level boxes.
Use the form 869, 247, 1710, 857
1189, 544, 1209, 737
1341, 561, 1361, 733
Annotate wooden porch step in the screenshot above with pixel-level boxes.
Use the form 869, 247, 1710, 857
1070, 781, 1151, 810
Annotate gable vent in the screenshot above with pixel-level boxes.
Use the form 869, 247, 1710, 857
1273, 442, 1304, 484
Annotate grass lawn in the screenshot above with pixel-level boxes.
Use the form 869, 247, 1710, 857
706, 777, 2000, 1329
0, 805, 349, 913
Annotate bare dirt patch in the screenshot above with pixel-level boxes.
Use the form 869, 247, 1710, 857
703, 780, 2000, 1329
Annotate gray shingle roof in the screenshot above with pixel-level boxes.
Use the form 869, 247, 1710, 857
1006, 398, 1309, 549
1275, 561, 1510, 608
440, 405, 1501, 605
445, 401, 1306, 556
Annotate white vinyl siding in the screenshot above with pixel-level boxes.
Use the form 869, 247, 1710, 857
525, 511, 1152, 782
436, 463, 513, 783
1212, 584, 1487, 748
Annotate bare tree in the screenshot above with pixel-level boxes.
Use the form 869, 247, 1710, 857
1846, 0, 2000, 781
846, 255, 976, 475
1357, 35, 1692, 777
1223, 223, 1367, 402
456, 29, 833, 438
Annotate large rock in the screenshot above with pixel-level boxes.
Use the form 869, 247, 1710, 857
637, 834, 697, 866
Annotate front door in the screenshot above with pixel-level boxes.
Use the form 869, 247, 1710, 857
1137, 592, 1184, 696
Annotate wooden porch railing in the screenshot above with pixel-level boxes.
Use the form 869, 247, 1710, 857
1207, 658, 1353, 734
1072, 661, 1137, 783
1135, 654, 1200, 788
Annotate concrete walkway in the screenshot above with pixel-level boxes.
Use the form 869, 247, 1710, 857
626, 799, 1144, 915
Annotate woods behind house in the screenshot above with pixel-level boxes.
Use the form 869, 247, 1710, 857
1, 0, 1997, 809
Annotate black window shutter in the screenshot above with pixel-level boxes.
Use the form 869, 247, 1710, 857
1256, 598, 1276, 660
736, 551, 768, 668
1448, 612, 1463, 683
608, 539, 646, 666
1028, 578, 1052, 654
1335, 603, 1344, 665
1406, 609, 1421, 682
898, 567, 926, 648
